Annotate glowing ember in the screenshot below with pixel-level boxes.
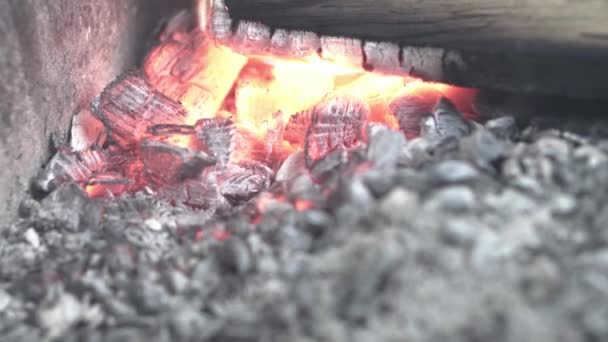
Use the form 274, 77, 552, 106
40, 10, 479, 212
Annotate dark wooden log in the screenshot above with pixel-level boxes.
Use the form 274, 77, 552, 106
223, 0, 608, 98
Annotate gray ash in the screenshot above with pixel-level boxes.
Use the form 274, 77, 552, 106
9, 100, 608, 341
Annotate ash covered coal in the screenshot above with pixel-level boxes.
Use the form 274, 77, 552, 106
6, 111, 608, 342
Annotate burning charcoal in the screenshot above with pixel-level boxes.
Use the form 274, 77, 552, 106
296, 209, 332, 238
270, 28, 290, 55
431, 160, 480, 185
219, 161, 274, 204
231, 127, 291, 170
389, 85, 443, 138
425, 185, 476, 213
305, 96, 369, 167
284, 110, 312, 147
37, 183, 90, 232
195, 118, 235, 166
92, 72, 188, 147
232, 21, 271, 52
157, 168, 230, 211
328, 178, 375, 211
362, 169, 396, 198
309, 148, 349, 182
276, 151, 306, 183
156, 182, 189, 206
160, 10, 195, 43
83, 172, 132, 198
366, 124, 406, 169
363, 41, 401, 73
216, 237, 253, 275
35, 148, 107, 193
401, 46, 444, 81
140, 140, 216, 185
460, 127, 509, 170
211, 0, 233, 41
485, 116, 517, 140
37, 291, 99, 340
420, 97, 472, 145
320, 36, 363, 66
170, 308, 210, 340
147, 124, 195, 136
143, 28, 247, 122
130, 280, 170, 315
185, 172, 231, 211
288, 31, 321, 57
70, 108, 106, 152
336, 237, 404, 323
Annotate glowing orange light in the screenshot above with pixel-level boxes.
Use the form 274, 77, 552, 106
139, 30, 478, 203
294, 199, 315, 211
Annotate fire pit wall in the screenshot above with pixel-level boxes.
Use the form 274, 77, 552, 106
0, 0, 189, 224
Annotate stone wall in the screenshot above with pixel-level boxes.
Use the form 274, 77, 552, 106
0, 0, 189, 225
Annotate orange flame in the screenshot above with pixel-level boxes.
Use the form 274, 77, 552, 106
144, 29, 477, 161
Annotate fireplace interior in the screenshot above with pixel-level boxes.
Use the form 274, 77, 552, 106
2, 0, 608, 341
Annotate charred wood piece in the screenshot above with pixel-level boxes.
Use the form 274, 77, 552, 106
211, 0, 233, 40
401, 47, 445, 82
320, 36, 363, 66
363, 41, 401, 74
233, 21, 272, 52
195, 118, 235, 166
147, 124, 196, 136
231, 128, 291, 170
420, 97, 472, 144
389, 86, 443, 139
224, 0, 608, 98
284, 110, 312, 147
305, 96, 369, 167
157, 170, 230, 211
219, 161, 274, 204
143, 26, 247, 122
270, 29, 290, 55
83, 172, 132, 197
92, 72, 188, 147
35, 148, 107, 193
288, 31, 321, 57
140, 140, 216, 185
